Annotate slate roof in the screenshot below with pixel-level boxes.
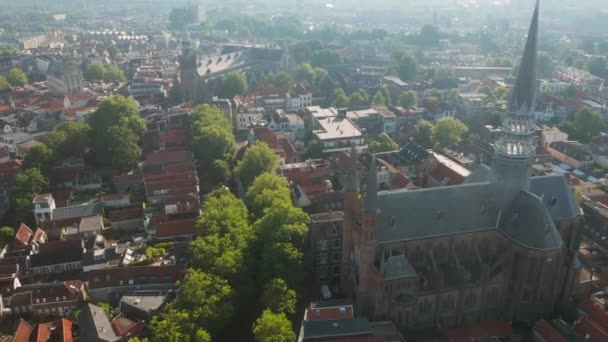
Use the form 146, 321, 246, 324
301, 318, 373, 340
375, 179, 568, 250
529, 175, 581, 221
383, 254, 417, 280
78, 303, 119, 342
53, 203, 103, 221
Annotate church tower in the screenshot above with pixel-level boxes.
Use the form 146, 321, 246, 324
490, 0, 539, 206
179, 41, 199, 102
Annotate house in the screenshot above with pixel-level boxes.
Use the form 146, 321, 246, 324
8, 280, 86, 317
28, 239, 85, 276
33, 193, 57, 227
235, 107, 264, 131
76, 215, 105, 239
109, 208, 144, 232
87, 265, 186, 303
119, 294, 170, 321
12, 318, 73, 342
268, 109, 291, 131
0, 264, 21, 305
311, 108, 366, 153
101, 194, 131, 208
286, 82, 314, 112
547, 141, 594, 170
154, 217, 197, 240
6, 223, 46, 255
421, 151, 472, 187
78, 303, 120, 342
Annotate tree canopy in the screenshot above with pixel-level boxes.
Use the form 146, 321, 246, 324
7, 67, 27, 86
236, 143, 280, 186
267, 71, 294, 90
86, 61, 105, 81
311, 49, 342, 67
220, 72, 248, 98
372, 91, 387, 106
252, 309, 295, 342
44, 120, 90, 161
587, 57, 607, 78
433, 117, 469, 148
387, 51, 419, 81
416, 120, 435, 149
560, 107, 606, 143
369, 133, 399, 153
398, 91, 418, 108
0, 227, 15, 247
293, 63, 315, 84
303, 140, 324, 160
332, 88, 349, 108
12, 168, 48, 225
0, 76, 9, 88
89, 95, 145, 167
245, 173, 292, 219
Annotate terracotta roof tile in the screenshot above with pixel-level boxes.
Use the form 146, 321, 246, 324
14, 223, 33, 246
13, 319, 34, 342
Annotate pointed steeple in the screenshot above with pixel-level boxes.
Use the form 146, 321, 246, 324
508, 0, 539, 114
363, 157, 378, 214
345, 146, 359, 192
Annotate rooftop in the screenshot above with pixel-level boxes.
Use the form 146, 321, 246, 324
314, 117, 363, 141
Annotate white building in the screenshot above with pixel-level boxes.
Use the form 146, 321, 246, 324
313, 110, 366, 153
236, 108, 264, 131
32, 194, 56, 227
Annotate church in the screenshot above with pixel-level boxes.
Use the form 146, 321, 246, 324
178, 41, 291, 103
340, 1, 584, 329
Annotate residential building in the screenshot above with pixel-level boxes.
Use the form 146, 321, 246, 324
120, 294, 170, 321
12, 318, 74, 342
339, 5, 585, 330
8, 280, 86, 317
235, 107, 264, 131
28, 239, 85, 276
310, 211, 344, 286
78, 303, 120, 342
311, 108, 366, 153
547, 141, 594, 170
286, 82, 314, 112
87, 265, 186, 303
19, 35, 46, 50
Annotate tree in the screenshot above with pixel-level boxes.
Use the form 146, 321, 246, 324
192, 125, 236, 167
149, 309, 196, 342
7, 67, 27, 86
332, 88, 350, 108
45, 120, 90, 160
98, 302, 113, 318
429, 65, 455, 79
398, 91, 418, 108
313, 67, 327, 85
372, 92, 387, 106
261, 278, 296, 315
220, 72, 248, 98
22, 144, 52, 170
560, 84, 578, 98
303, 140, 324, 160
293, 63, 315, 84
570, 107, 607, 143
89, 95, 145, 166
0, 227, 15, 246
252, 309, 295, 342
12, 168, 48, 225
86, 61, 105, 81
416, 120, 435, 149
447, 89, 460, 107
192, 104, 232, 132
236, 142, 280, 186
378, 85, 391, 105
587, 57, 607, 78
106, 125, 141, 172
387, 51, 419, 81
176, 269, 234, 334
103, 64, 126, 82
0, 76, 9, 88
311, 49, 342, 67
210, 159, 232, 186
107, 45, 119, 60
145, 246, 167, 262
268, 71, 293, 89
245, 173, 292, 218
433, 117, 469, 148
369, 133, 399, 153
191, 189, 253, 280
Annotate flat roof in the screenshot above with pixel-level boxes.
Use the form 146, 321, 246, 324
314, 117, 363, 141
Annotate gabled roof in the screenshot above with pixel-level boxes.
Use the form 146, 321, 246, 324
13, 319, 33, 342
14, 224, 33, 247
78, 303, 120, 342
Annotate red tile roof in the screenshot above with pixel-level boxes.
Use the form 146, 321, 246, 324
58, 318, 74, 342
144, 149, 192, 167
306, 303, 354, 321
14, 223, 33, 247
575, 316, 608, 342
533, 320, 567, 342
109, 207, 143, 222
87, 265, 186, 289
66, 92, 90, 105
156, 218, 197, 238
34, 322, 52, 342
581, 299, 608, 329
13, 319, 34, 342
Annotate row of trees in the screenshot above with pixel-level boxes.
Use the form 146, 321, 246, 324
85, 61, 126, 83
144, 144, 306, 341
331, 86, 419, 109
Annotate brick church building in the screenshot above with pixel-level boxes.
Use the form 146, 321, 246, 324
340, 1, 585, 330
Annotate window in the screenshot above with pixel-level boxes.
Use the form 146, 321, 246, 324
128, 279, 134, 285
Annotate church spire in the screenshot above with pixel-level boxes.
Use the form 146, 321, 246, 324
508, 0, 539, 114
490, 1, 540, 199
363, 157, 378, 214
345, 146, 359, 192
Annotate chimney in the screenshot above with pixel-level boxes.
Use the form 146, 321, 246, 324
337, 107, 347, 118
